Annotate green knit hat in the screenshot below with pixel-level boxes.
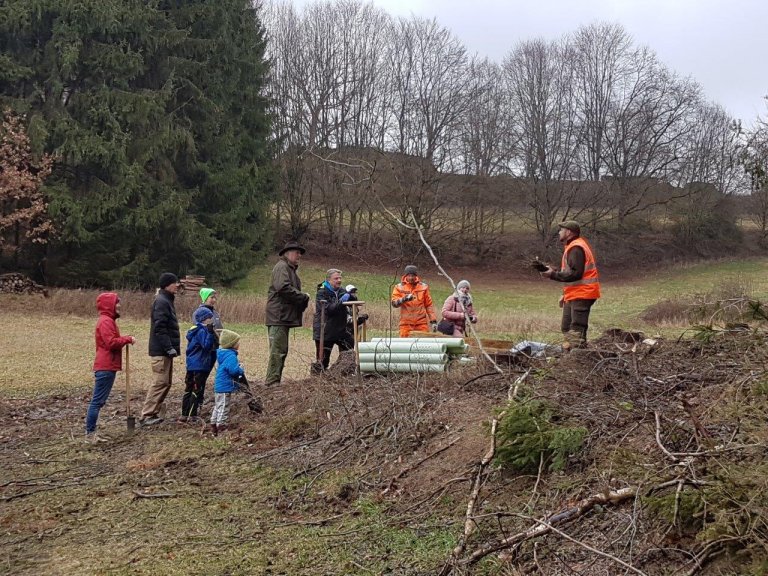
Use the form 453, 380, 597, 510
219, 329, 241, 349
199, 287, 216, 303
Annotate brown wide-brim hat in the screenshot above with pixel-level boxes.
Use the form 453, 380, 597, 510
279, 240, 306, 256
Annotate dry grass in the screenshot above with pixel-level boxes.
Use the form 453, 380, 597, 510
0, 310, 321, 396
3, 287, 562, 339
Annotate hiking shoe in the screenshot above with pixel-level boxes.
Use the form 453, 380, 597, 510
177, 416, 189, 424
209, 423, 218, 436
141, 416, 164, 427
85, 432, 109, 444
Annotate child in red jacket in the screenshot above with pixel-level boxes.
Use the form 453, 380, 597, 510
85, 292, 135, 442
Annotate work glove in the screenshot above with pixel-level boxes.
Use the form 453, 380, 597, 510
166, 348, 179, 357
530, 258, 548, 272
430, 321, 438, 333
469, 315, 477, 324
357, 313, 369, 324
235, 373, 250, 390
404, 293, 416, 302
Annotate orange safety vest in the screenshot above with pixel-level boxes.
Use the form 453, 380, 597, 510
561, 237, 601, 302
391, 276, 437, 335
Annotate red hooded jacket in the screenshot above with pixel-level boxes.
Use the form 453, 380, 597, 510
94, 293, 133, 371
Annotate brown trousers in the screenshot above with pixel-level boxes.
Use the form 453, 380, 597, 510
141, 356, 173, 420
561, 299, 596, 341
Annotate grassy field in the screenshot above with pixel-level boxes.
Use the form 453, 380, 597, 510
4, 257, 768, 395
3, 257, 768, 575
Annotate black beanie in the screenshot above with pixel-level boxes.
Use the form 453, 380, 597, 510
404, 265, 418, 275
159, 272, 179, 289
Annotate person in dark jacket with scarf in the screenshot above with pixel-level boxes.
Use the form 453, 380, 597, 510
140, 272, 180, 426
85, 292, 135, 442
180, 307, 217, 422
265, 241, 310, 385
312, 269, 353, 371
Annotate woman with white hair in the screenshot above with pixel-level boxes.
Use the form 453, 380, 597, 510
440, 280, 477, 337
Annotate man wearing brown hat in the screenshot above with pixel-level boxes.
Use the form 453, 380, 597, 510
540, 221, 601, 347
265, 241, 311, 385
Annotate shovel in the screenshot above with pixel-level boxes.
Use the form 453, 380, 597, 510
310, 300, 326, 374
125, 346, 135, 431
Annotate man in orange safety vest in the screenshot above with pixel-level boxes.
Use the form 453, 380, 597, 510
540, 221, 601, 346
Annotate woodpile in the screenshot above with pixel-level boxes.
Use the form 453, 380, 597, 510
178, 275, 206, 296
0, 273, 49, 297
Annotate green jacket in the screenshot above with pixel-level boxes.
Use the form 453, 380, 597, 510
265, 257, 309, 327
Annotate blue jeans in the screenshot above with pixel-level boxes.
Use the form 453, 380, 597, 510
86, 370, 117, 433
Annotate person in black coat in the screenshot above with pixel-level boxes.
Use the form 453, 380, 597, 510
140, 272, 180, 425
312, 269, 353, 371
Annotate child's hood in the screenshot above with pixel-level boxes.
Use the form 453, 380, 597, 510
217, 347, 238, 362
96, 292, 119, 319
186, 323, 205, 341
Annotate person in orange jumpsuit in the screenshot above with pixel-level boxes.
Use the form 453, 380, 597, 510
390, 265, 437, 337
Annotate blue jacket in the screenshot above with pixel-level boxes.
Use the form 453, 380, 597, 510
185, 324, 217, 372
214, 348, 244, 393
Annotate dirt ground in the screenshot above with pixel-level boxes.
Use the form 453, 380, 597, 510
3, 329, 768, 575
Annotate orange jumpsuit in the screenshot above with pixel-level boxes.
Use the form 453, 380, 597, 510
391, 275, 437, 337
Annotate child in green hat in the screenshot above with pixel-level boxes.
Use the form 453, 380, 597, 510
193, 287, 223, 331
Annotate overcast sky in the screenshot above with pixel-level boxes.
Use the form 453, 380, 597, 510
286, 0, 767, 127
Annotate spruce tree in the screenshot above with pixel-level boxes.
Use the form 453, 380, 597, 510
0, 0, 274, 286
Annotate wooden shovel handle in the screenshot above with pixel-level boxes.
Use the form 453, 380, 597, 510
125, 345, 131, 418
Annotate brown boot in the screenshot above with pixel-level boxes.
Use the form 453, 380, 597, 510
563, 330, 586, 350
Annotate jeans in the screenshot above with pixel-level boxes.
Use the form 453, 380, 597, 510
86, 370, 117, 433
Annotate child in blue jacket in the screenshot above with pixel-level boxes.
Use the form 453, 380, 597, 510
180, 307, 217, 422
210, 329, 245, 435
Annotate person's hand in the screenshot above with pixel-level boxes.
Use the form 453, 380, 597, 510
166, 348, 179, 357
430, 321, 438, 332
558, 295, 565, 309
540, 266, 555, 279
404, 293, 416, 302
129, 336, 136, 344
469, 315, 477, 324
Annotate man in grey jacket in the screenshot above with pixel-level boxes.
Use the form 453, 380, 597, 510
265, 241, 310, 385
